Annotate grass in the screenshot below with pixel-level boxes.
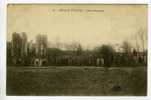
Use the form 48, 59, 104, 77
7, 66, 147, 96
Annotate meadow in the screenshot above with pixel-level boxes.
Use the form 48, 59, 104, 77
7, 66, 147, 96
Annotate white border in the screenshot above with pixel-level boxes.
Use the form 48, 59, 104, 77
6, 0, 148, 4
0, 0, 150, 100
0, 0, 6, 100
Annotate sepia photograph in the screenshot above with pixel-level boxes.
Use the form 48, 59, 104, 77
7, 4, 148, 96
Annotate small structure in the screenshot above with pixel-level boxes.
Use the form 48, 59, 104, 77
34, 58, 47, 66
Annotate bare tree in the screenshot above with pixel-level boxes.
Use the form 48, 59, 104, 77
122, 41, 132, 53
135, 28, 147, 52
55, 37, 61, 49
64, 42, 81, 51
76, 43, 83, 55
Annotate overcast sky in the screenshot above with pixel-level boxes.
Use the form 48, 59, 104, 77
7, 4, 147, 49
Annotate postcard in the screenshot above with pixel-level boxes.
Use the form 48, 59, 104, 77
6, 4, 148, 96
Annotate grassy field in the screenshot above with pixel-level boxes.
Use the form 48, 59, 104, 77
7, 66, 147, 96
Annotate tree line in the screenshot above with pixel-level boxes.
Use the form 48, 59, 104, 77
7, 28, 147, 67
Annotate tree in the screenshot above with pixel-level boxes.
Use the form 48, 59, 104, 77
64, 42, 82, 52
95, 45, 115, 67
121, 41, 132, 65
135, 28, 147, 52
76, 44, 83, 55
122, 41, 132, 53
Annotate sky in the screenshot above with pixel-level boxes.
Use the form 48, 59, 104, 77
7, 4, 147, 49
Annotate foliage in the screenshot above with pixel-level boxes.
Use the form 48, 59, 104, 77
95, 45, 115, 67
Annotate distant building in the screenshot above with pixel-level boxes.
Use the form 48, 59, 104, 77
113, 43, 123, 53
